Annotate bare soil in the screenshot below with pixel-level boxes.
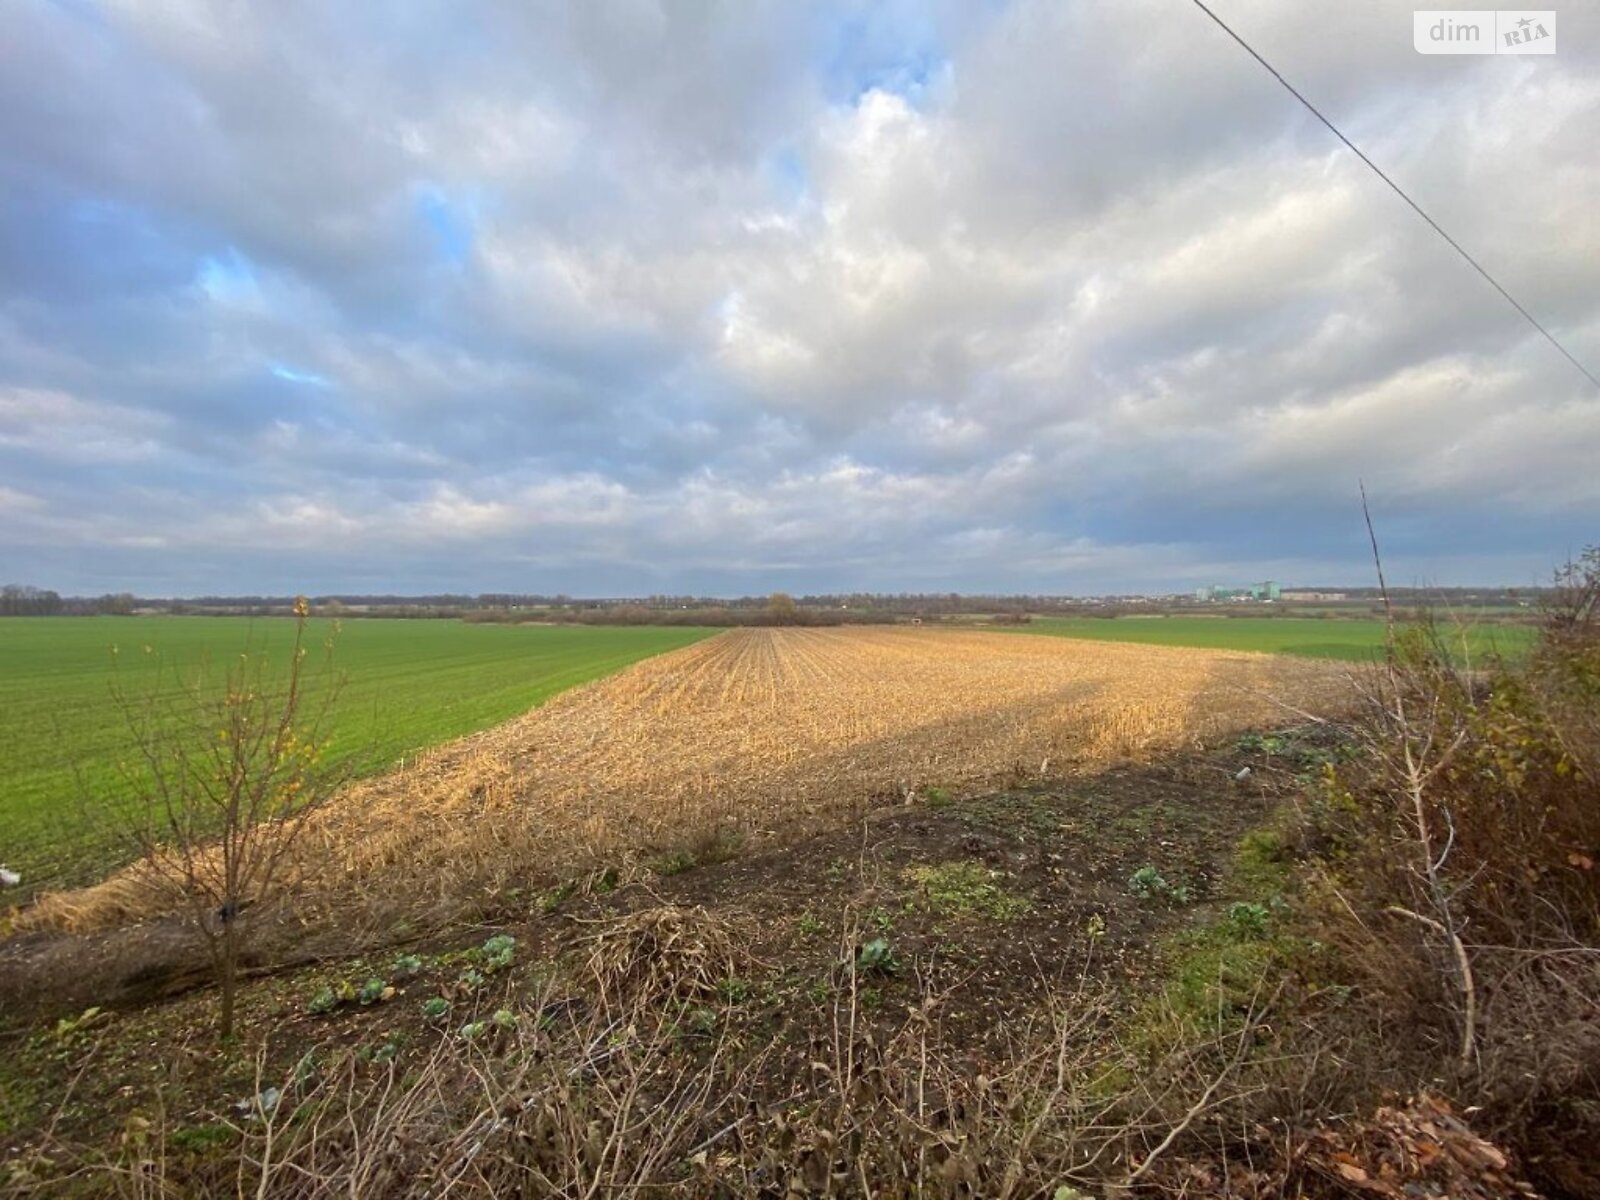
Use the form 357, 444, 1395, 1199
0, 735, 1284, 1163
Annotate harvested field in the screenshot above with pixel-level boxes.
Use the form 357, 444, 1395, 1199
25, 627, 1351, 934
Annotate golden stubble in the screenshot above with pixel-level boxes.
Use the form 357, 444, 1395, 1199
28, 627, 1351, 933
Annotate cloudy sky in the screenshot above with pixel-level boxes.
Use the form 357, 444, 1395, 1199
1, 1, 1596, 596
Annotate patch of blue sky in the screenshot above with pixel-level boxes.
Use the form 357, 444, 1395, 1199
195, 247, 260, 304
765, 146, 811, 206
851, 49, 948, 104
817, 6, 951, 108
50, 0, 107, 27
268, 362, 332, 387
413, 183, 474, 266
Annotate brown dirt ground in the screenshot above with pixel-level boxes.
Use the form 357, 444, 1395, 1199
0, 732, 1298, 1165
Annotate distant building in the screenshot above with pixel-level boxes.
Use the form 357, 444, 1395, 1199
1196, 581, 1280, 602
1280, 590, 1348, 602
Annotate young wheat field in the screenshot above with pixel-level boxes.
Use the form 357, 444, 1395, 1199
30, 626, 1351, 933
0, 618, 714, 888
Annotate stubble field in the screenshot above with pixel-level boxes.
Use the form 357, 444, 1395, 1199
32, 625, 1352, 933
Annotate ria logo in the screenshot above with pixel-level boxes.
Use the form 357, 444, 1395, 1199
1502, 13, 1553, 47
1414, 10, 1557, 54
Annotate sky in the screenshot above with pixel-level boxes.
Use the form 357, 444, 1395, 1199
1, 0, 1597, 597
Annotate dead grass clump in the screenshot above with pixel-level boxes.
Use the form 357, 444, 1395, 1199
573, 904, 748, 1009
10, 864, 174, 934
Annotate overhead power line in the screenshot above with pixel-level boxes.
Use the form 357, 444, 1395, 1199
1189, 0, 1600, 394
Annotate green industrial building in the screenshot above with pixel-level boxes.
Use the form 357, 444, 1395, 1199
1195, 580, 1280, 602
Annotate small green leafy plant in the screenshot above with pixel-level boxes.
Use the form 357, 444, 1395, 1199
1226, 901, 1272, 937
540, 881, 577, 914
654, 850, 698, 876
371, 1032, 406, 1065
52, 1007, 110, 1043
1128, 865, 1190, 906
357, 977, 394, 1006
905, 861, 1031, 920
1235, 732, 1286, 755
481, 934, 516, 972
855, 937, 900, 975
169, 1122, 235, 1154
359, 1031, 406, 1065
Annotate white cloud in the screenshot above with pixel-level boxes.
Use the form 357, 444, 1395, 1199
0, 0, 1595, 594
0, 387, 168, 464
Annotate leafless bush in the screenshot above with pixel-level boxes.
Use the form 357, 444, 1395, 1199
1291, 539, 1600, 1189
101, 598, 349, 1038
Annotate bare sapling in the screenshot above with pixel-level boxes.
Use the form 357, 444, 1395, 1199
1360, 486, 1476, 1065
111, 597, 346, 1039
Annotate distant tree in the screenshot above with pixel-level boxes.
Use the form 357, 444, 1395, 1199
110, 598, 347, 1040
767, 592, 798, 624
0, 584, 63, 616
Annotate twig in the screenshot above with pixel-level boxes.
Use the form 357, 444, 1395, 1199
1115, 997, 1264, 1187
1386, 905, 1477, 1064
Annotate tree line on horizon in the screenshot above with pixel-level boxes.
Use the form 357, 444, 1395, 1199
1, 583, 1544, 621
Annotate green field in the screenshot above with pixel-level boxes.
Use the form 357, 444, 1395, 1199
0, 618, 713, 891
1005, 615, 1537, 662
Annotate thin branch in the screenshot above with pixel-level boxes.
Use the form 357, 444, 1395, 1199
1386, 905, 1478, 1065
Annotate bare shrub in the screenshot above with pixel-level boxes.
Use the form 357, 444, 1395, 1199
100, 598, 348, 1038
1293, 544, 1600, 1189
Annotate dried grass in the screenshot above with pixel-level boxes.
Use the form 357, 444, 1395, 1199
1, 915, 1272, 1199
573, 904, 749, 1009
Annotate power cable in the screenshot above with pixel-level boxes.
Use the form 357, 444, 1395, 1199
1189, 0, 1600, 393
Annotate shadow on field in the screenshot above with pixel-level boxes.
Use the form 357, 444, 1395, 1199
0, 731, 1276, 1024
